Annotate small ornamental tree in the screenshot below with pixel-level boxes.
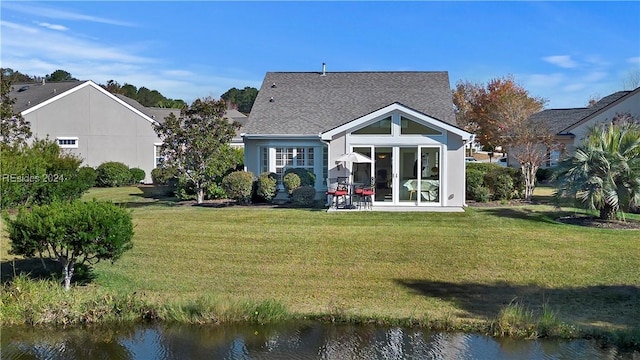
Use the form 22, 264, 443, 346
5, 200, 134, 290
154, 97, 241, 204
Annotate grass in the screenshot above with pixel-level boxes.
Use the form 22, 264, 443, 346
2, 185, 639, 347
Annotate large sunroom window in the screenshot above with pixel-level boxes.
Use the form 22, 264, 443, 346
400, 117, 441, 135
352, 116, 392, 135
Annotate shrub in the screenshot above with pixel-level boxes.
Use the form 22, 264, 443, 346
5, 200, 134, 290
96, 162, 132, 187
151, 167, 174, 185
473, 186, 491, 202
129, 168, 146, 184
536, 168, 553, 184
291, 185, 316, 207
78, 166, 97, 189
222, 171, 254, 203
256, 172, 278, 202
493, 174, 514, 200
466, 168, 484, 197
284, 168, 316, 187
503, 167, 525, 198
283, 172, 301, 195
0, 139, 90, 208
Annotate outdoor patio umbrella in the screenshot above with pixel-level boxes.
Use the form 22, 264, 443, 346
335, 152, 373, 165
335, 152, 373, 184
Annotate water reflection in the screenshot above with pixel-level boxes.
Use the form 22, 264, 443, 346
2, 322, 637, 359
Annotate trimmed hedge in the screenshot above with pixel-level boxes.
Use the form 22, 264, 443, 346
291, 185, 316, 207
284, 168, 316, 187
222, 171, 254, 203
283, 172, 301, 195
129, 168, 146, 184
255, 172, 278, 202
96, 162, 132, 187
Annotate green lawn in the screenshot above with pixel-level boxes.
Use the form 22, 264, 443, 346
2, 186, 639, 335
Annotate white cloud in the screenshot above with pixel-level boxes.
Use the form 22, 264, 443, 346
582, 71, 607, 82
542, 55, 578, 69
627, 57, 640, 65
35, 22, 68, 31
524, 73, 564, 88
1, 21, 153, 65
562, 83, 586, 92
2, 2, 136, 27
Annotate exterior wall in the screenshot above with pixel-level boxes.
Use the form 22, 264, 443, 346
24, 85, 160, 183
243, 137, 327, 191
569, 91, 640, 153
444, 133, 467, 207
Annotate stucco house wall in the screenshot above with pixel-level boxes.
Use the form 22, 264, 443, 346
18, 81, 163, 183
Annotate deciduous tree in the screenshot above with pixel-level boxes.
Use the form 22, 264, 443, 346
452, 76, 546, 152
154, 97, 240, 204
1, 75, 32, 146
453, 76, 547, 200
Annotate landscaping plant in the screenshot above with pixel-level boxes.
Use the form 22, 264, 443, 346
5, 200, 134, 290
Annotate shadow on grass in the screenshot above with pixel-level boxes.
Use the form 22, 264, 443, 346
1, 258, 97, 285
478, 207, 570, 225
395, 279, 640, 328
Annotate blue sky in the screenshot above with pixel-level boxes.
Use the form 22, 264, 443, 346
1, 1, 639, 109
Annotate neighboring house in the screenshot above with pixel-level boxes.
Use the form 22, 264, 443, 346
527, 87, 640, 167
10, 80, 245, 183
242, 70, 474, 211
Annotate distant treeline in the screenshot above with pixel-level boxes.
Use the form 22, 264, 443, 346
2, 68, 258, 112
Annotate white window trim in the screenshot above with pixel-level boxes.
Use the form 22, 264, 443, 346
154, 142, 164, 168
56, 137, 79, 149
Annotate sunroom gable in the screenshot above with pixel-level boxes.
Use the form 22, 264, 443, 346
321, 102, 472, 141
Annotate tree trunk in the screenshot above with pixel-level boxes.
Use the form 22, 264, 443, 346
523, 164, 538, 201
196, 186, 204, 204
599, 204, 617, 220
62, 259, 74, 291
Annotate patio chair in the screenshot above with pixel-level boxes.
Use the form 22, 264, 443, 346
326, 180, 348, 209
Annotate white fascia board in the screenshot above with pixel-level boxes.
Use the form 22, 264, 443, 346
242, 134, 321, 140
320, 103, 474, 141
21, 80, 159, 126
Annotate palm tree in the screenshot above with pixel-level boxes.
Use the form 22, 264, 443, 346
554, 117, 640, 220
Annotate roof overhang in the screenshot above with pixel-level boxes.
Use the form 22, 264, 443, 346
21, 80, 159, 126
241, 133, 321, 140
320, 102, 474, 141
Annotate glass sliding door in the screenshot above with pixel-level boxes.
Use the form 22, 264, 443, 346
418, 146, 440, 203
399, 147, 420, 203
373, 147, 392, 202
352, 146, 372, 185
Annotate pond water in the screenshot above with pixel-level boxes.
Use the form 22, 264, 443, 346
2, 321, 637, 359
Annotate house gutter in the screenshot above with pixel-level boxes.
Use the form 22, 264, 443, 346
241, 134, 322, 140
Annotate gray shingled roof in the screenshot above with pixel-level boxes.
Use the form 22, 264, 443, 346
9, 81, 85, 113
244, 71, 456, 135
528, 90, 632, 135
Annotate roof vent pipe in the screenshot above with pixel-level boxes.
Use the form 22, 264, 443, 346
321, 62, 326, 76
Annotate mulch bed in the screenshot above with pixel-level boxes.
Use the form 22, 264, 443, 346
556, 215, 640, 230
